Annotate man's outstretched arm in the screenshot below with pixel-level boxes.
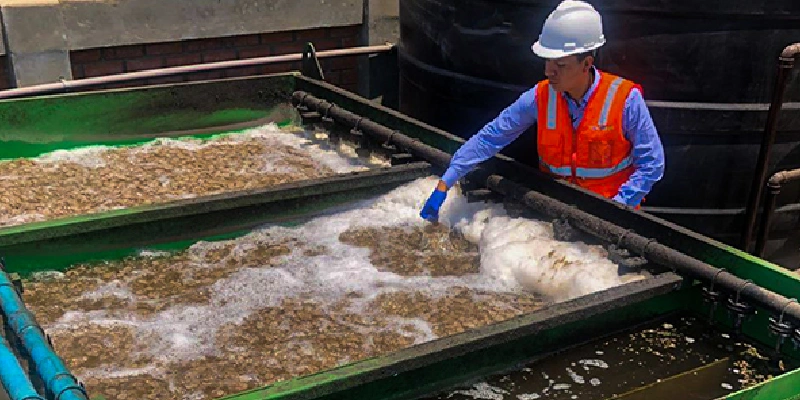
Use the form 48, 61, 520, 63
614, 88, 665, 207
440, 86, 540, 188
420, 86, 540, 222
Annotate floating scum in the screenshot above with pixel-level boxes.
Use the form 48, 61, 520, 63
15, 123, 646, 400
0, 122, 384, 227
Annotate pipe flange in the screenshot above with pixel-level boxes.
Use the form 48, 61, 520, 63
703, 286, 724, 304
607, 243, 631, 258
769, 316, 794, 338
383, 130, 399, 148
734, 279, 753, 303
636, 238, 659, 259
727, 298, 754, 316
710, 267, 725, 289
616, 229, 633, 248
726, 280, 755, 317
703, 268, 727, 304
293, 92, 311, 108
552, 217, 576, 242
772, 298, 799, 336
780, 298, 798, 319
793, 327, 800, 348
321, 102, 336, 121
352, 117, 364, 133
54, 385, 89, 400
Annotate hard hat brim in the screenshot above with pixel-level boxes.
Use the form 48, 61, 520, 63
531, 41, 603, 59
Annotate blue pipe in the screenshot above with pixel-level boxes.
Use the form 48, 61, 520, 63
0, 332, 44, 400
0, 265, 88, 400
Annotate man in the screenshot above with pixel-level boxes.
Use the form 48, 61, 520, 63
420, 0, 665, 222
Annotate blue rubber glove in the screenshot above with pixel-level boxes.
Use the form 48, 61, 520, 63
420, 187, 448, 222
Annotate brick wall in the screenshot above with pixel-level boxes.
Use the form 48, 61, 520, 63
0, 56, 10, 90
68, 25, 362, 92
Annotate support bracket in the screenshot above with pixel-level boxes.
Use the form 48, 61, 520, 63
301, 42, 325, 81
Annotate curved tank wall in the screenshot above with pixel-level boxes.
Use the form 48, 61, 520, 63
397, 0, 800, 259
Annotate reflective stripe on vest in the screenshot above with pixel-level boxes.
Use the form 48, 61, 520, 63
539, 154, 634, 178
545, 76, 624, 130
540, 76, 629, 179
546, 85, 558, 129
599, 77, 624, 126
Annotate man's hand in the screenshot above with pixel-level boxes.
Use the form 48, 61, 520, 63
420, 180, 449, 222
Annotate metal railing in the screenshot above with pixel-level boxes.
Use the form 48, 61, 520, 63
0, 43, 394, 100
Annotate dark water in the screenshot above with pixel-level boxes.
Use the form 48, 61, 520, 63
426, 314, 794, 400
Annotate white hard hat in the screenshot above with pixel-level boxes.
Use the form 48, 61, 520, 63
531, 0, 605, 59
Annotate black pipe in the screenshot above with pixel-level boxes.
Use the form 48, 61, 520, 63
740, 42, 800, 253
484, 174, 800, 323
292, 91, 800, 323
292, 91, 452, 169
755, 167, 800, 258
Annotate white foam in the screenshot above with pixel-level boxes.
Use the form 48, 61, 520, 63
80, 365, 160, 379
566, 367, 584, 384
33, 146, 112, 168
29, 122, 387, 175
449, 383, 508, 400
0, 213, 47, 227
579, 359, 609, 369
553, 383, 571, 390
76, 281, 135, 302
49, 153, 642, 378
29, 270, 65, 282
137, 249, 172, 258
436, 180, 645, 302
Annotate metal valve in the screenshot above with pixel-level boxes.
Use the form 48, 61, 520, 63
724, 280, 757, 336
702, 268, 726, 323
726, 296, 755, 335
702, 286, 725, 321
607, 243, 648, 274
792, 327, 800, 350
552, 217, 576, 242
768, 315, 793, 353
768, 300, 796, 372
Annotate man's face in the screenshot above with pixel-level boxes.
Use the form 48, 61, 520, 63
544, 55, 592, 93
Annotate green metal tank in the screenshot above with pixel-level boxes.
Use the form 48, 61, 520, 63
0, 71, 798, 400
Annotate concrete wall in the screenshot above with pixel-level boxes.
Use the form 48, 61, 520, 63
0, 0, 400, 91
365, 0, 399, 46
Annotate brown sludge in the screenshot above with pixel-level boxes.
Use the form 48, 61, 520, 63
0, 130, 336, 228
22, 224, 543, 400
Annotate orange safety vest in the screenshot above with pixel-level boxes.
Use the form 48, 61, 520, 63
536, 71, 642, 203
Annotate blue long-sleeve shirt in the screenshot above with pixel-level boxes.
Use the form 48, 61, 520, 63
440, 67, 665, 207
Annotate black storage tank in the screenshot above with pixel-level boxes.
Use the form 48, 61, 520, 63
398, 0, 800, 263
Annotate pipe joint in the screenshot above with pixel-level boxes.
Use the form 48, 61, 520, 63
768, 168, 800, 188
780, 43, 800, 60
53, 382, 88, 400
7, 310, 44, 338
779, 43, 800, 69
767, 178, 783, 195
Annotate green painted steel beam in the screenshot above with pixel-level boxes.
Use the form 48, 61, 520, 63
0, 162, 432, 275
220, 272, 685, 400
727, 367, 800, 400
